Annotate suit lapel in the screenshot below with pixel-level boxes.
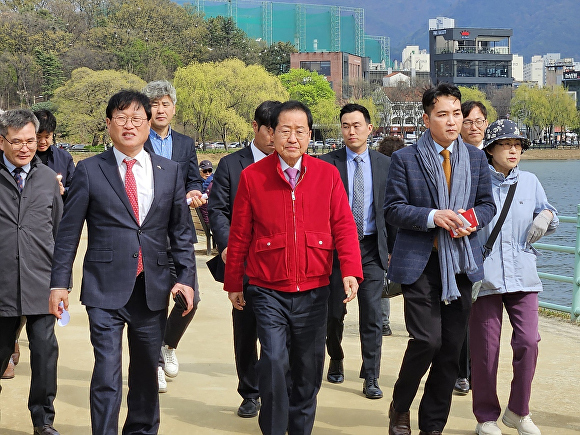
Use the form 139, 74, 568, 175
414, 152, 439, 204
142, 152, 166, 227
335, 149, 349, 196
239, 146, 255, 170
370, 150, 382, 215
98, 149, 137, 224
170, 132, 183, 161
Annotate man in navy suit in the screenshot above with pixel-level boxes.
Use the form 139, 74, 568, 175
49, 90, 196, 435
208, 100, 280, 418
320, 103, 391, 399
384, 83, 496, 435
142, 80, 204, 392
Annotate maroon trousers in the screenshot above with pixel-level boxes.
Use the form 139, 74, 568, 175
469, 291, 540, 422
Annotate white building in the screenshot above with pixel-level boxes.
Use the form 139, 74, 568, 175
428, 17, 455, 31
512, 54, 523, 81
401, 45, 430, 73
383, 72, 410, 87
523, 55, 545, 87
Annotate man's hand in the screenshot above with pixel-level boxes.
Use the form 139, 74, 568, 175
221, 247, 227, 264
171, 283, 194, 316
228, 291, 245, 310
433, 209, 475, 238
186, 190, 207, 208
342, 276, 359, 303
49, 289, 69, 319
56, 174, 65, 196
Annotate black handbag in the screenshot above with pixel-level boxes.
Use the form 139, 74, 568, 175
382, 271, 402, 298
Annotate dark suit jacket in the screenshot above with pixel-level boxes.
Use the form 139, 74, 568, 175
208, 146, 254, 253
144, 130, 203, 194
144, 130, 203, 243
320, 147, 391, 269
50, 148, 196, 311
384, 142, 496, 285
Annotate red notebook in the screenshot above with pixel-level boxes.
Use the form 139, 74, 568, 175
449, 208, 479, 237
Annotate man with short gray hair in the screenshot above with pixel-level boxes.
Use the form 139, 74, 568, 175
0, 109, 63, 435
142, 80, 205, 392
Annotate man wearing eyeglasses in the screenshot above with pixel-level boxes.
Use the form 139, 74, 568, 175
142, 80, 205, 393
49, 90, 196, 434
461, 101, 489, 149
0, 109, 63, 435
452, 101, 489, 397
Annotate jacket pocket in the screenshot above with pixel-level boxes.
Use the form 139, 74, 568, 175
157, 251, 169, 266
250, 233, 288, 282
305, 231, 334, 276
85, 249, 113, 262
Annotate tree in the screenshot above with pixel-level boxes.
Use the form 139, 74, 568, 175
458, 86, 497, 122
205, 16, 255, 64
174, 59, 288, 145
545, 85, 579, 144
311, 99, 339, 144
52, 67, 146, 145
34, 48, 65, 99
279, 69, 335, 108
260, 41, 297, 75
511, 85, 549, 141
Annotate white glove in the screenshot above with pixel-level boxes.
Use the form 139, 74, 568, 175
526, 209, 553, 244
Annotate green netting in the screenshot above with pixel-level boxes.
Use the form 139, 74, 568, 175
236, 5, 263, 39
177, 0, 387, 62
340, 15, 356, 55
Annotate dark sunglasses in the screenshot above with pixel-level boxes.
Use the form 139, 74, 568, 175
202, 168, 212, 174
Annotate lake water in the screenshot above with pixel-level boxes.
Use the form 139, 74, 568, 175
518, 160, 579, 307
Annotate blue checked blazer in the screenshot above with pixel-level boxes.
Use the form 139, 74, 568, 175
383, 141, 496, 285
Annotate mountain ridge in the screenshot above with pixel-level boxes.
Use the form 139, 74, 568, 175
272, 0, 579, 64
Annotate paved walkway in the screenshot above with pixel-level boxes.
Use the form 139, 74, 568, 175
1, 232, 579, 434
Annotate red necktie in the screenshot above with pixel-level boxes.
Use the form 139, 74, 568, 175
124, 159, 143, 276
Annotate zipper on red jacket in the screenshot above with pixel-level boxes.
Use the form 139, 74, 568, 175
291, 189, 299, 291
291, 169, 305, 292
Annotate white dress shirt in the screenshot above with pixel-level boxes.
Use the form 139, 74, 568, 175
113, 147, 154, 224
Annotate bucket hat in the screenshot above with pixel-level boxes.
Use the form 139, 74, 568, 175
483, 119, 530, 150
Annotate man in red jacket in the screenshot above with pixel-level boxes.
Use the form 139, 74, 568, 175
224, 100, 363, 435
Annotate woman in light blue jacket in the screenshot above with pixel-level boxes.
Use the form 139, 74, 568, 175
470, 119, 558, 435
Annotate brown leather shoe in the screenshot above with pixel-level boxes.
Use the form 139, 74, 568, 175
389, 402, 411, 435
419, 431, 442, 434
1, 357, 15, 379
12, 341, 20, 365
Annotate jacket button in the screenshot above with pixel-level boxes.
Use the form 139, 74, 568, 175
138, 230, 142, 235
133, 253, 138, 258
267, 242, 271, 246
319, 240, 323, 245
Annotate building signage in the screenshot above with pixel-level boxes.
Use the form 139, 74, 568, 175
563, 71, 579, 80
433, 30, 446, 36
460, 30, 472, 39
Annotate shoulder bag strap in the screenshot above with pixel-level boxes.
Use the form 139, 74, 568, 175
482, 182, 518, 259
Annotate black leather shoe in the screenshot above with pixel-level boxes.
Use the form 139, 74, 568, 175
33, 425, 60, 435
389, 402, 411, 435
363, 377, 383, 399
453, 377, 470, 395
327, 359, 344, 384
237, 398, 260, 418
382, 325, 393, 336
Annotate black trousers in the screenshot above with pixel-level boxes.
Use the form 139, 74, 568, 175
158, 253, 200, 366
392, 252, 472, 432
458, 330, 470, 380
233, 283, 259, 400
326, 235, 384, 378
248, 285, 329, 435
0, 314, 58, 427
86, 274, 166, 435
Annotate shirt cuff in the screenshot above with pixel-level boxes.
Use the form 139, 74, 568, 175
51, 288, 72, 293
427, 209, 437, 228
